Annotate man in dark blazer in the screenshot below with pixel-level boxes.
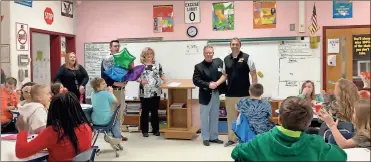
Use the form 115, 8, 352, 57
193, 45, 227, 146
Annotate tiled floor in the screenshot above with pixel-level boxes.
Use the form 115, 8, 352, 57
93, 133, 234, 161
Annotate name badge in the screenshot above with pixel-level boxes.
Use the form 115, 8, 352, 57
238, 58, 244, 62
218, 68, 223, 72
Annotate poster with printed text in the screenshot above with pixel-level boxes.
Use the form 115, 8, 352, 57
212, 2, 234, 31
253, 0, 276, 29
153, 5, 174, 33
333, 1, 352, 18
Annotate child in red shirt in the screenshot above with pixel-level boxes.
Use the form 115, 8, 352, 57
1, 77, 19, 123
15, 92, 92, 161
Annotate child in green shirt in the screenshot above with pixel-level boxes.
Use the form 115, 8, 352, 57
231, 96, 347, 161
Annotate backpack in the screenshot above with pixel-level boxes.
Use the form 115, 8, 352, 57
319, 121, 355, 142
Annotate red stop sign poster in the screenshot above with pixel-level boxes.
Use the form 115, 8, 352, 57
44, 7, 54, 25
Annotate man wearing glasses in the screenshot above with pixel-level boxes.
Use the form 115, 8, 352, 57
101, 40, 129, 141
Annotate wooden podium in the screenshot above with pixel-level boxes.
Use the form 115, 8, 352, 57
160, 79, 199, 139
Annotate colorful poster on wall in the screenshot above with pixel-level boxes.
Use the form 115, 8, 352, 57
212, 2, 234, 31
14, 0, 33, 8
153, 5, 174, 33
253, 0, 276, 29
333, 1, 352, 18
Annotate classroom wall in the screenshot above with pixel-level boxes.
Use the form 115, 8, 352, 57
1, 1, 11, 76
75, 1, 370, 62
7, 1, 76, 85
75, 1, 369, 128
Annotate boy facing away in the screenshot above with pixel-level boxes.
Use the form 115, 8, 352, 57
236, 83, 275, 135
232, 96, 347, 161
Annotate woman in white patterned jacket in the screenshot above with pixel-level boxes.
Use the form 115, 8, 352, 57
136, 47, 166, 137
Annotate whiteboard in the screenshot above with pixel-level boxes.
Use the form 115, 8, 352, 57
211, 39, 321, 99
84, 40, 209, 99
84, 38, 321, 100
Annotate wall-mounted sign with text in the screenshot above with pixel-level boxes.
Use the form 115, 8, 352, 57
16, 22, 29, 51
44, 7, 54, 25
61, 1, 74, 18
353, 34, 370, 57
184, 1, 200, 24
14, 0, 33, 8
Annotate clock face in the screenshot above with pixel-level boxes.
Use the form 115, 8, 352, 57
187, 26, 198, 37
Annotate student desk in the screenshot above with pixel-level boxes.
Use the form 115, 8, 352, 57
344, 148, 370, 161
1, 135, 48, 161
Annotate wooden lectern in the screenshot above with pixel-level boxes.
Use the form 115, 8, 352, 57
160, 79, 199, 139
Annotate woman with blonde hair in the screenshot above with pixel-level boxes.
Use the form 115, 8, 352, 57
136, 47, 166, 137
53, 52, 89, 103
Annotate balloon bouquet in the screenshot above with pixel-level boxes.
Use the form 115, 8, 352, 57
104, 48, 145, 82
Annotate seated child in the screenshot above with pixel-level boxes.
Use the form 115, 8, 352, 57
90, 77, 123, 149
51, 82, 67, 97
18, 82, 36, 106
236, 83, 275, 135
18, 85, 50, 134
298, 80, 324, 105
1, 77, 19, 124
231, 96, 347, 161
318, 99, 370, 149
15, 92, 92, 161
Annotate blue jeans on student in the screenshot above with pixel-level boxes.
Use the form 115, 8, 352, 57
200, 91, 220, 141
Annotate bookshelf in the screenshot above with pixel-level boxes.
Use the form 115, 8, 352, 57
160, 79, 199, 139
122, 98, 168, 132
218, 100, 228, 135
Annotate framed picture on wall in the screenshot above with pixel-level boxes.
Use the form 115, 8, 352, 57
15, 22, 29, 51
61, 1, 73, 18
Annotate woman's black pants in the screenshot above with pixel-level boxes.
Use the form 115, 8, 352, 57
140, 96, 160, 134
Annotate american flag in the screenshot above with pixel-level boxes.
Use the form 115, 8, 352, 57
308, 3, 320, 35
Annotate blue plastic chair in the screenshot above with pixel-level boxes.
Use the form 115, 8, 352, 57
72, 146, 98, 162
91, 105, 122, 157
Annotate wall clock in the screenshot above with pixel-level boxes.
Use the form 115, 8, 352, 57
187, 26, 198, 37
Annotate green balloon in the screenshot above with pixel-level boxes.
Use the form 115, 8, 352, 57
113, 48, 136, 69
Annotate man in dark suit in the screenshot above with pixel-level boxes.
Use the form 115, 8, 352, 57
193, 45, 226, 146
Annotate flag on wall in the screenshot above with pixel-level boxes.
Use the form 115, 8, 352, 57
308, 3, 320, 35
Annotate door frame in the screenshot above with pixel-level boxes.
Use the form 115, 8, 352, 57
29, 28, 75, 82
322, 25, 370, 90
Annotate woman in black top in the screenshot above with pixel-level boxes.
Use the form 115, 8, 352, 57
53, 52, 89, 103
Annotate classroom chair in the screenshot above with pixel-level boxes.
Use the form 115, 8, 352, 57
91, 105, 123, 157
72, 146, 98, 162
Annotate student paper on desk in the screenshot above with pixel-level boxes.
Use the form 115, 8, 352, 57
167, 82, 181, 87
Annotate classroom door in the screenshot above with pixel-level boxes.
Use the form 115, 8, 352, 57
323, 26, 370, 92
31, 32, 51, 86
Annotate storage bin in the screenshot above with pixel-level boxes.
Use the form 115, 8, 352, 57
218, 121, 228, 133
